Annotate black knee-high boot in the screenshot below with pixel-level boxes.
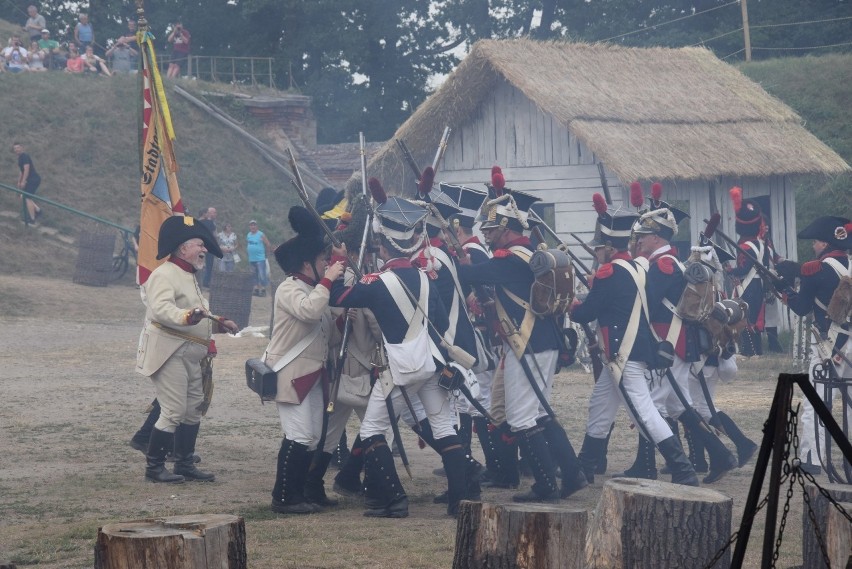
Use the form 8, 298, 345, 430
679, 409, 737, 484
577, 434, 608, 484
271, 438, 315, 514
145, 428, 184, 484
362, 435, 408, 518
334, 434, 365, 496
173, 423, 215, 481
657, 436, 699, 487
457, 413, 473, 449
483, 422, 519, 488
513, 426, 559, 503
538, 416, 587, 498
682, 418, 708, 473
436, 437, 469, 517
473, 416, 501, 480
130, 399, 160, 452
304, 451, 339, 507
709, 411, 758, 467
618, 432, 658, 479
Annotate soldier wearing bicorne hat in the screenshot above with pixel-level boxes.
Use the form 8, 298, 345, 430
783, 215, 852, 475
136, 215, 238, 484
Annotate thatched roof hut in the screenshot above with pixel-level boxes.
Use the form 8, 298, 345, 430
346, 39, 848, 273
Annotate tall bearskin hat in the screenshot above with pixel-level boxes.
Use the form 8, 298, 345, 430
156, 215, 223, 260
274, 206, 327, 274
729, 187, 763, 238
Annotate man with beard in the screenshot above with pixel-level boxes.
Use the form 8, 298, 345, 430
136, 215, 238, 483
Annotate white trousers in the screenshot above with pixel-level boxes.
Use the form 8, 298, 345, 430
689, 357, 738, 422
276, 380, 357, 453
502, 347, 558, 432
799, 339, 852, 465
586, 360, 673, 444
650, 356, 694, 419
360, 373, 456, 440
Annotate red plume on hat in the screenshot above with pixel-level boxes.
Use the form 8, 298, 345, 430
629, 182, 644, 208
417, 166, 434, 196
593, 193, 608, 215
651, 182, 663, 201
491, 165, 505, 193
729, 186, 743, 213
368, 177, 387, 205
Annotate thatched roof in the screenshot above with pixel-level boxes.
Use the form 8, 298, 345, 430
347, 39, 848, 193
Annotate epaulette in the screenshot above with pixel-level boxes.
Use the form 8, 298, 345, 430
656, 256, 676, 275
359, 273, 380, 284
801, 260, 822, 276
493, 249, 511, 259
595, 263, 614, 279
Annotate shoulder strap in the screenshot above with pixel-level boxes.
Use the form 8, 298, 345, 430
268, 323, 324, 373
735, 240, 764, 297
610, 259, 647, 380
379, 271, 445, 364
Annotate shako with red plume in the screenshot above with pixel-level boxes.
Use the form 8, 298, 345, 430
368, 177, 387, 205
729, 186, 762, 237
417, 166, 435, 197
587, 194, 638, 250
629, 182, 644, 208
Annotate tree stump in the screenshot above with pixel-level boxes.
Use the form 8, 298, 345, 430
452, 500, 588, 569
586, 478, 732, 569
803, 483, 852, 569
94, 514, 247, 569
826, 502, 852, 569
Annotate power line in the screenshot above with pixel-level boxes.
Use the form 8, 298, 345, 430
689, 27, 743, 47
752, 40, 852, 51
599, 0, 740, 43
751, 15, 852, 30
721, 48, 745, 60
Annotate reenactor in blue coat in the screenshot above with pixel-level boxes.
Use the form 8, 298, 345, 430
573, 194, 699, 486
632, 200, 738, 484
783, 215, 852, 474
457, 179, 587, 502
726, 187, 771, 357
329, 192, 475, 518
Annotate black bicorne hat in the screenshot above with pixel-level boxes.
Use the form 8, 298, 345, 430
156, 215, 223, 260
798, 215, 852, 250
275, 206, 327, 274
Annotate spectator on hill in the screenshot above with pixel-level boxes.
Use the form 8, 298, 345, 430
217, 223, 239, 272
74, 13, 94, 52
3, 36, 29, 72
14, 142, 42, 224
246, 220, 271, 296
28, 40, 46, 71
24, 5, 46, 44
166, 21, 190, 78
65, 42, 84, 73
38, 29, 64, 70
118, 20, 139, 71
106, 37, 137, 74
82, 45, 110, 75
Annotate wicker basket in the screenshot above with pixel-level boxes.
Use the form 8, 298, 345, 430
73, 232, 116, 287
209, 271, 254, 330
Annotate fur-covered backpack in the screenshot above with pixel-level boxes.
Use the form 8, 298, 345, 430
675, 247, 718, 323
529, 247, 575, 317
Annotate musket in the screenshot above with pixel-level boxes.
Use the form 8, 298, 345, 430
702, 218, 785, 298
432, 126, 451, 174
386, 392, 413, 480
569, 232, 597, 259
396, 139, 422, 182
597, 162, 613, 205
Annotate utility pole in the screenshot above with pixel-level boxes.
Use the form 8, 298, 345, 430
741, 0, 752, 61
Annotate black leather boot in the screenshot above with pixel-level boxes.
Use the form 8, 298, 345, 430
458, 413, 473, 449
710, 412, 758, 467
577, 434, 608, 484
333, 435, 365, 497
481, 422, 520, 488
682, 417, 709, 473
130, 399, 159, 452
513, 426, 560, 503
473, 416, 501, 482
304, 451, 339, 508
618, 433, 658, 480
362, 435, 408, 518
173, 423, 215, 481
439, 441, 469, 517
330, 431, 349, 470
271, 439, 316, 514
145, 428, 184, 483
539, 417, 587, 498
657, 435, 699, 487
659, 417, 680, 475
766, 327, 783, 353
680, 409, 737, 484
596, 424, 614, 475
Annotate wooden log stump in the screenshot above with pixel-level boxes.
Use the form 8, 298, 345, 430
94, 514, 246, 569
452, 500, 588, 569
803, 483, 852, 569
826, 502, 852, 569
586, 478, 732, 569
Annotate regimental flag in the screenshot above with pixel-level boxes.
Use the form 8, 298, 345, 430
136, 29, 184, 285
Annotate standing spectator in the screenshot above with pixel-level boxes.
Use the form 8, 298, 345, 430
166, 21, 190, 78
65, 42, 83, 73
217, 223, 239, 272
23, 5, 46, 44
28, 41, 46, 71
3, 36, 29, 72
246, 220, 271, 296
82, 44, 110, 75
38, 29, 64, 70
106, 38, 137, 74
198, 207, 217, 287
13, 143, 41, 224
74, 13, 94, 52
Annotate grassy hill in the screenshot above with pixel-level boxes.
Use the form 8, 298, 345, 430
0, 69, 300, 279
739, 54, 852, 258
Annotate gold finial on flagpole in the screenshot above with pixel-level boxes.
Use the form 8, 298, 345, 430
135, 0, 148, 33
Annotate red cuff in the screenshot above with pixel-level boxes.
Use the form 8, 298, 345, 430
319, 277, 332, 290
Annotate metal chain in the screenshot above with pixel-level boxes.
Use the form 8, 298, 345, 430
771, 411, 798, 567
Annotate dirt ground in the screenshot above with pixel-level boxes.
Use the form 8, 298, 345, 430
0, 272, 831, 568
